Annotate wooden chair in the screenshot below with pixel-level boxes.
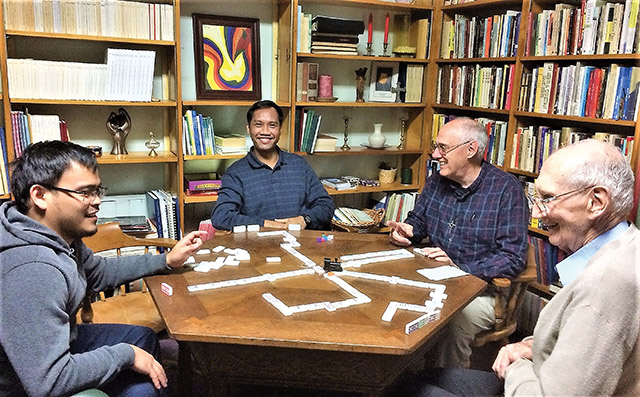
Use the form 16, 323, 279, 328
472, 244, 537, 347
78, 222, 177, 333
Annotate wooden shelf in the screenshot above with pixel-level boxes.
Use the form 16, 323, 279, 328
506, 167, 538, 178
432, 103, 511, 115
0, 193, 10, 200
436, 57, 516, 64
5, 30, 175, 46
183, 153, 247, 161
9, 99, 177, 107
514, 111, 637, 127
325, 182, 419, 195
520, 54, 640, 62
528, 226, 550, 237
297, 52, 429, 63
184, 194, 219, 204
443, 0, 521, 11
296, 101, 426, 108
97, 151, 178, 164
297, 147, 423, 156
300, 0, 432, 10
183, 100, 291, 108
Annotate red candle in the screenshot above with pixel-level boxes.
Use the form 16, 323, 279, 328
368, 13, 373, 43
384, 13, 390, 43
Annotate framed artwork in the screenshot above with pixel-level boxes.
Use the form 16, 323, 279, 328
369, 62, 399, 102
192, 14, 261, 100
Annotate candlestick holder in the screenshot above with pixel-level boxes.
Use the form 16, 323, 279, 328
397, 116, 408, 150
381, 42, 390, 57
366, 42, 372, 56
341, 116, 351, 151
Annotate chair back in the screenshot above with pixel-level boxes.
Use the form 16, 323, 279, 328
472, 243, 537, 347
79, 223, 176, 332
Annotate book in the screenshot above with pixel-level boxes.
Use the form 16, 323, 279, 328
184, 173, 221, 192
214, 134, 246, 148
311, 15, 365, 35
313, 134, 338, 152
321, 178, 353, 190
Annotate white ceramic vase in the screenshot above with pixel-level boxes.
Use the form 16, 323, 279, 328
368, 123, 386, 148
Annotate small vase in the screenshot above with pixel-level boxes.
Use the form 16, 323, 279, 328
368, 123, 386, 148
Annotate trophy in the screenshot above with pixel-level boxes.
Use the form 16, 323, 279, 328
106, 108, 131, 155
145, 131, 160, 156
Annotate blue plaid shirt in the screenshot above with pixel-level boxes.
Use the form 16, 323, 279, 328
211, 147, 335, 230
406, 162, 528, 281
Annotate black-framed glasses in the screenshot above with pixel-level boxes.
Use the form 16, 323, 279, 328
43, 185, 108, 201
526, 186, 594, 213
431, 140, 472, 157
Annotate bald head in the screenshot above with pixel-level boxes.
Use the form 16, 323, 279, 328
541, 139, 634, 220
444, 118, 488, 161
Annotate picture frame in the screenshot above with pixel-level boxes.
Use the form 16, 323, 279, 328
368, 62, 399, 102
192, 14, 261, 100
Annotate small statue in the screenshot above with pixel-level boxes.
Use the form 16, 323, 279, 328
355, 67, 368, 103
145, 131, 160, 157
106, 108, 131, 155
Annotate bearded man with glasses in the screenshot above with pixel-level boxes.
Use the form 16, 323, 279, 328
387, 117, 529, 369
0, 141, 207, 396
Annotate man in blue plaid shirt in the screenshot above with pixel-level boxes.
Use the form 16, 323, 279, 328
388, 117, 528, 368
211, 100, 334, 231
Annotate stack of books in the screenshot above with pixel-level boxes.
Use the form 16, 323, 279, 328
321, 177, 355, 191
184, 174, 222, 197
214, 134, 247, 154
333, 207, 374, 225
311, 16, 364, 56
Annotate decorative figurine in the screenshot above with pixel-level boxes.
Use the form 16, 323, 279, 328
355, 67, 367, 103
398, 110, 409, 150
145, 131, 160, 156
106, 108, 131, 155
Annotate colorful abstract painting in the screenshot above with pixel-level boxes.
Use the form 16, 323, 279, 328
202, 25, 253, 91
193, 14, 261, 100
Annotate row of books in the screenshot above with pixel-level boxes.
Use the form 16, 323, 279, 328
383, 192, 418, 224
528, 235, 564, 286
3, 0, 174, 41
525, 1, 640, 57
295, 62, 319, 102
294, 108, 323, 153
440, 10, 521, 59
436, 63, 515, 110
510, 126, 635, 173
181, 110, 248, 156
333, 207, 374, 225
400, 64, 425, 103
146, 189, 180, 241
0, 128, 9, 196
519, 63, 640, 121
10, 110, 69, 158
7, 48, 156, 101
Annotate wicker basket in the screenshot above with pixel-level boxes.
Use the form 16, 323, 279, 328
331, 208, 386, 233
379, 168, 397, 185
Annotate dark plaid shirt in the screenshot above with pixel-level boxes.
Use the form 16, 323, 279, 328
211, 147, 334, 230
406, 161, 528, 281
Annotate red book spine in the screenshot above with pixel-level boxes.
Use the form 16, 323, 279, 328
525, 10, 534, 56
504, 64, 516, 110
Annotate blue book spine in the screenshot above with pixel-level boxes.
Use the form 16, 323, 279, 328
613, 67, 631, 120
0, 127, 9, 193
190, 110, 202, 155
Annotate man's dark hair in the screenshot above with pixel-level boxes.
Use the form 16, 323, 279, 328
246, 100, 283, 125
10, 140, 98, 213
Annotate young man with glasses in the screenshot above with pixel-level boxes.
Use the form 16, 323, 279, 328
387, 117, 529, 368
401, 139, 640, 395
0, 141, 206, 396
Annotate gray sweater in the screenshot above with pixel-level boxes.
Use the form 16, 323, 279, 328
505, 224, 640, 395
0, 202, 168, 396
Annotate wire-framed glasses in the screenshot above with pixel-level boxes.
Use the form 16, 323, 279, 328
431, 140, 472, 157
525, 186, 593, 213
43, 185, 108, 201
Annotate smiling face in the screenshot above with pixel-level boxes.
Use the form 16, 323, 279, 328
533, 154, 593, 254
38, 162, 102, 244
431, 119, 475, 185
247, 107, 281, 156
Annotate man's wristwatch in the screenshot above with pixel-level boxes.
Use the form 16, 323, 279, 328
302, 214, 312, 227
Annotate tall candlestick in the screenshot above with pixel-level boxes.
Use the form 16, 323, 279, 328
368, 13, 373, 43
384, 13, 390, 43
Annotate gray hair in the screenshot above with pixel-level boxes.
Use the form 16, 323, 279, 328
561, 139, 634, 219
453, 117, 488, 160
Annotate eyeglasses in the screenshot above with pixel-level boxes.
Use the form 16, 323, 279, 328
431, 140, 472, 157
526, 186, 593, 213
44, 185, 108, 201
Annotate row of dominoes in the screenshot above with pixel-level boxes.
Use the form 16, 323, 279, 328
340, 250, 415, 269
405, 311, 441, 335
187, 268, 316, 292
340, 248, 413, 262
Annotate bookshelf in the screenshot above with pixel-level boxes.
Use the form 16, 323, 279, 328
431, 0, 640, 297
